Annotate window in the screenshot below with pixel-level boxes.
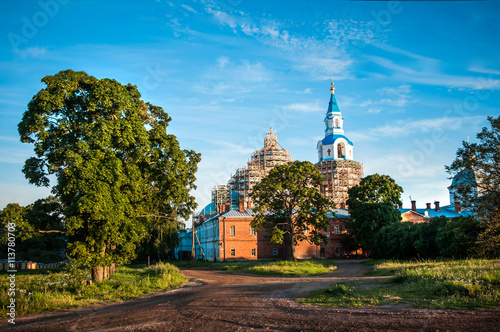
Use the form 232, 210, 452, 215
334, 225, 340, 235
337, 143, 345, 159
250, 227, 256, 236
230, 249, 235, 257
230, 225, 235, 236
251, 248, 256, 256
273, 248, 278, 256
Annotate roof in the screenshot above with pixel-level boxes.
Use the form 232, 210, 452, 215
221, 209, 255, 218
449, 169, 477, 188
328, 208, 350, 219
321, 134, 353, 146
399, 205, 473, 219
199, 202, 216, 216
327, 93, 340, 114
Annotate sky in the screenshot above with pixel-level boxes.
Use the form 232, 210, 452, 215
1, 0, 499, 221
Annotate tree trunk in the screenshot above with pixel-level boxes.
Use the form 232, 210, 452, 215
92, 266, 104, 283
110, 263, 116, 275
104, 266, 110, 280
290, 235, 296, 262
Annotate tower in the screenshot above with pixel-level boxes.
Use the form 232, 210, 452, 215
315, 81, 363, 208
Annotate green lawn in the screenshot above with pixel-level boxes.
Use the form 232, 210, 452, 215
173, 259, 337, 277
0, 262, 186, 318
298, 259, 500, 309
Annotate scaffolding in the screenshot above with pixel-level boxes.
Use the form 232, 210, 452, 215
228, 128, 293, 202
315, 159, 364, 208
212, 184, 231, 214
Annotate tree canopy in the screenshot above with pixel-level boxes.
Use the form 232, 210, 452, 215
345, 174, 403, 254
18, 70, 200, 281
250, 160, 334, 261
446, 115, 500, 257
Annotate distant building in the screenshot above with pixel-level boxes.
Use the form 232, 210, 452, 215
176, 82, 363, 261
314, 81, 363, 208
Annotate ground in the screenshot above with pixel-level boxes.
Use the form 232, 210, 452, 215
1, 260, 499, 331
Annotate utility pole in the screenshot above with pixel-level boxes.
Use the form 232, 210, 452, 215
191, 217, 195, 261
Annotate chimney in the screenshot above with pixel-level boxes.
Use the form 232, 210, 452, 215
225, 203, 230, 212
426, 203, 431, 209
434, 201, 440, 212
218, 205, 223, 215
239, 199, 245, 212
411, 200, 416, 212
454, 201, 461, 213
247, 201, 252, 209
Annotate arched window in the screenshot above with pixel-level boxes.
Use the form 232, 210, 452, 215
335, 119, 340, 128
337, 143, 345, 159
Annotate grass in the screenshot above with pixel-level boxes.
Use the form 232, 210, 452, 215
172, 259, 337, 277
0, 262, 186, 318
298, 259, 500, 309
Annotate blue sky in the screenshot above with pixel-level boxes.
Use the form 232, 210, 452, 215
1, 0, 499, 219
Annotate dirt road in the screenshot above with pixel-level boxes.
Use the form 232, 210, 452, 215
2, 260, 499, 331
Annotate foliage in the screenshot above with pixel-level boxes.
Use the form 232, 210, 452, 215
436, 216, 481, 258
412, 216, 448, 259
0, 197, 66, 262
373, 216, 481, 260
250, 161, 335, 261
345, 174, 403, 254
18, 70, 200, 281
446, 115, 500, 257
0, 262, 186, 318
299, 259, 500, 309
373, 222, 418, 259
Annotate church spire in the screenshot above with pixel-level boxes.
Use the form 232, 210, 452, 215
330, 76, 335, 95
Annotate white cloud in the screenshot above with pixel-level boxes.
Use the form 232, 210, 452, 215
282, 101, 322, 113
195, 57, 271, 94
203, 4, 377, 80
181, 4, 197, 14
16, 47, 47, 58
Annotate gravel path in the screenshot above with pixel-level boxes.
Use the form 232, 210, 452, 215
1, 260, 499, 331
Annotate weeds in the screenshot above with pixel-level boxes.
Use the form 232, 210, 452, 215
0, 262, 186, 318
299, 259, 500, 309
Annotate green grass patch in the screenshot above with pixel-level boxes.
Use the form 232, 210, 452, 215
173, 259, 337, 277
0, 262, 186, 318
298, 259, 500, 309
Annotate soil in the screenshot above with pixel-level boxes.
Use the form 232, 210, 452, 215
1, 260, 499, 331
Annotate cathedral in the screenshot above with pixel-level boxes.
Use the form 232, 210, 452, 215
315, 81, 363, 208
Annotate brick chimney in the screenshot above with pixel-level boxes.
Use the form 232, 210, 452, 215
434, 201, 440, 212
225, 203, 230, 212
218, 205, 223, 215
239, 199, 245, 212
411, 200, 416, 212
247, 201, 252, 209
454, 201, 461, 213
426, 203, 431, 209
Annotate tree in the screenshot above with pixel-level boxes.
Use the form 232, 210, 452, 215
345, 174, 403, 254
0, 197, 66, 262
250, 161, 334, 261
18, 70, 200, 282
436, 216, 480, 258
446, 116, 500, 257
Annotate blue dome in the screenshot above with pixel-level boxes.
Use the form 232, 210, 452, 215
321, 134, 353, 146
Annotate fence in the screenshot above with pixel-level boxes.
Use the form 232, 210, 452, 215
0, 260, 69, 270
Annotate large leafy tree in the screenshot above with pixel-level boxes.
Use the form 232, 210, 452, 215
446, 116, 500, 257
18, 70, 200, 281
250, 160, 334, 261
346, 174, 403, 254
